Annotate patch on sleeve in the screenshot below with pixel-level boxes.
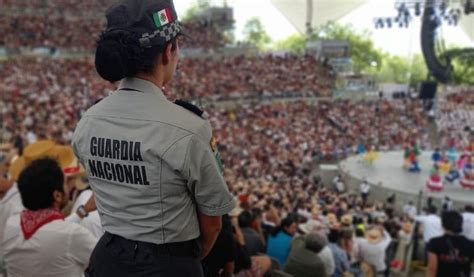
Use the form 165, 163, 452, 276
210, 136, 224, 174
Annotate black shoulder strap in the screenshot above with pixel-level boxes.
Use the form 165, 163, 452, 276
174, 99, 204, 118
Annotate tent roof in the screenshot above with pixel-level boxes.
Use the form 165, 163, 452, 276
460, 16, 474, 41
271, 0, 473, 42
270, 0, 369, 33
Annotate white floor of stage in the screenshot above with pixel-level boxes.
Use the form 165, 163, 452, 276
339, 151, 474, 205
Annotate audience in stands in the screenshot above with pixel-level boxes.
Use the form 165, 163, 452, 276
436, 88, 474, 150
0, 13, 229, 51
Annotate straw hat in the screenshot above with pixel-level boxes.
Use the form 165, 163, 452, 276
366, 228, 382, 244
299, 220, 322, 234
64, 158, 88, 190
327, 213, 337, 224
341, 214, 353, 226
9, 140, 75, 181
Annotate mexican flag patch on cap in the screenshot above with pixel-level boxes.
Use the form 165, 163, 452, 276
153, 8, 172, 27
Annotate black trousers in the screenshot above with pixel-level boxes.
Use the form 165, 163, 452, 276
86, 232, 204, 277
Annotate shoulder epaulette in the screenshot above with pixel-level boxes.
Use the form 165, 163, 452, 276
174, 99, 205, 118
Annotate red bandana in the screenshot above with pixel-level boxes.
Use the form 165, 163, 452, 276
20, 208, 65, 240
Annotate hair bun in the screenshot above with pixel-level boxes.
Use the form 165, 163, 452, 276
95, 38, 131, 82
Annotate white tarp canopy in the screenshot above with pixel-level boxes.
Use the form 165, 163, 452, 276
271, 0, 473, 41
460, 16, 474, 41
270, 0, 370, 33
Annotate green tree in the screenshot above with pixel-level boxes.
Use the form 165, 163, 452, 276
445, 48, 474, 85
376, 53, 428, 84
273, 34, 308, 54
243, 17, 271, 50
310, 22, 382, 73
181, 3, 202, 22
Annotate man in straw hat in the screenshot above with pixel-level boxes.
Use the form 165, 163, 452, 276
357, 226, 392, 275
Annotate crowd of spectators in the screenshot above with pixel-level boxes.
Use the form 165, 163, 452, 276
435, 87, 474, 149
210, 99, 429, 184
0, 13, 229, 51
1, 141, 473, 276
0, 55, 334, 144
0, 0, 114, 15
0, 56, 427, 166
174, 55, 332, 100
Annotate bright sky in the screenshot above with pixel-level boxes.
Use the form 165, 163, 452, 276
174, 0, 473, 56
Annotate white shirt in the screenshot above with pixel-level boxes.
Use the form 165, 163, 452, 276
70, 190, 103, 239
336, 181, 345, 192
2, 214, 97, 277
414, 214, 443, 242
402, 204, 417, 219
360, 182, 370, 194
0, 184, 23, 274
318, 245, 335, 275
357, 230, 392, 272
462, 212, 474, 240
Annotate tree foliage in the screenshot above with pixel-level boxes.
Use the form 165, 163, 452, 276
445, 48, 474, 85
181, 3, 202, 22
310, 22, 383, 72
273, 34, 308, 54
243, 17, 271, 50
375, 53, 428, 84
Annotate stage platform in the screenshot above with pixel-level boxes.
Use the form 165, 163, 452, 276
339, 151, 473, 209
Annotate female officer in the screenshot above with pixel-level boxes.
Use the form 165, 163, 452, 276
72, 0, 235, 276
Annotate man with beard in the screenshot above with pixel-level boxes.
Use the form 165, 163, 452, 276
2, 158, 97, 277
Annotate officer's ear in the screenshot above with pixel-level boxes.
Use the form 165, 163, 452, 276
161, 43, 173, 66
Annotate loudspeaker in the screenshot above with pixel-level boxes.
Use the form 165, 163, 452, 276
419, 81, 437, 99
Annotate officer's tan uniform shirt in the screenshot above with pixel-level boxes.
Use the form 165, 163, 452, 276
72, 78, 235, 244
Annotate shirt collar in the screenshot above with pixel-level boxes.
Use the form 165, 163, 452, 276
2, 182, 19, 203
118, 78, 167, 101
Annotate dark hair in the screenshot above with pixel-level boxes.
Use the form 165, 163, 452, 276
95, 30, 178, 82
271, 216, 296, 237
355, 228, 365, 237
238, 211, 253, 228
17, 158, 65, 210
465, 205, 473, 213
428, 205, 438, 214
328, 228, 340, 243
442, 211, 463, 233
305, 233, 327, 253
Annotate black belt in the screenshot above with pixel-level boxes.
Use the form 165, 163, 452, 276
103, 232, 201, 258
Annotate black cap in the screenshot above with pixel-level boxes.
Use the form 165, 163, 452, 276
105, 0, 181, 48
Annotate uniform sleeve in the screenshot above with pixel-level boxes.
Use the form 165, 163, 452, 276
183, 134, 236, 216
67, 224, 98, 269
71, 117, 88, 166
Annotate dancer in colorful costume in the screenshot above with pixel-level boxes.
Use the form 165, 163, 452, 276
362, 146, 379, 165
404, 143, 421, 172
460, 154, 474, 189
426, 164, 444, 191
